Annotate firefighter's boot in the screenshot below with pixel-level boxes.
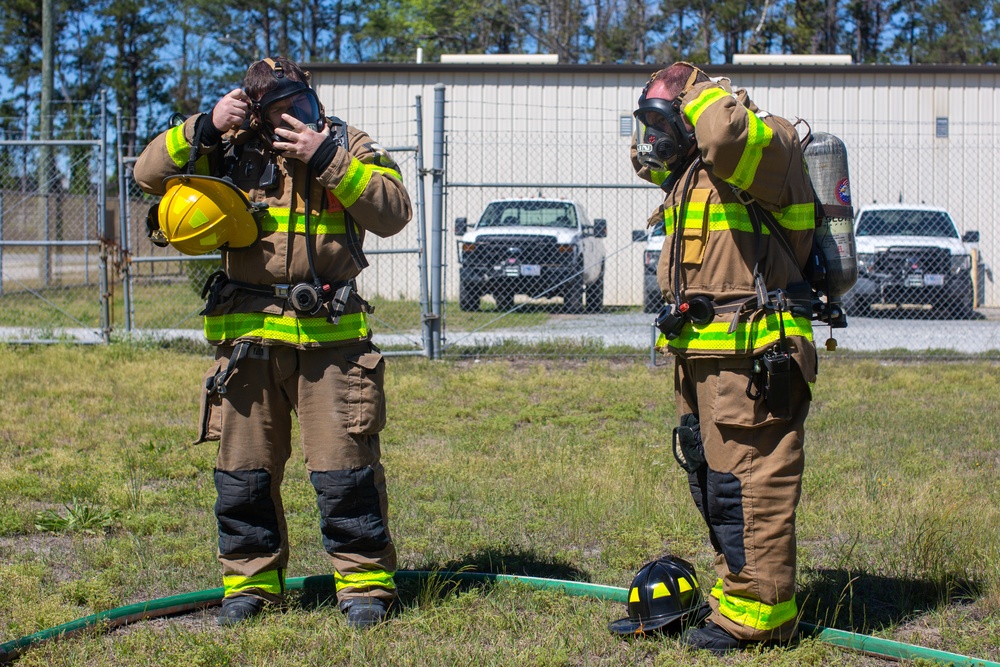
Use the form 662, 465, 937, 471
218, 595, 265, 627
682, 620, 794, 654
340, 598, 389, 629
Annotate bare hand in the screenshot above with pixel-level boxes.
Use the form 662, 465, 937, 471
272, 114, 331, 163
211, 89, 250, 133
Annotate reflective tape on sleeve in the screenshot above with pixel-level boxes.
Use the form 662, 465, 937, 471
684, 87, 730, 127
333, 156, 375, 207
165, 125, 190, 169
204, 312, 369, 346
334, 569, 396, 592
730, 109, 774, 191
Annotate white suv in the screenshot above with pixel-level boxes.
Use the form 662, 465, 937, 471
634, 221, 666, 313
455, 199, 607, 313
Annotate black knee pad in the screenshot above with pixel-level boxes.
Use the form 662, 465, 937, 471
214, 468, 282, 555
706, 470, 746, 574
311, 466, 390, 554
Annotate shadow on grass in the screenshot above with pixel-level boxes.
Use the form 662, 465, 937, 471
797, 567, 982, 632
294, 547, 591, 611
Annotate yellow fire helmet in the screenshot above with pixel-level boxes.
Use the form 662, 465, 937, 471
156, 174, 262, 255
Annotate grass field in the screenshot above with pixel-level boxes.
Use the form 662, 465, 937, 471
0, 344, 998, 666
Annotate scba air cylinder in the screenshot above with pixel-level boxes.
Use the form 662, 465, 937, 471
804, 132, 858, 298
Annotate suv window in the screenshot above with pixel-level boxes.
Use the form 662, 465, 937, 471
856, 210, 958, 238
478, 201, 578, 229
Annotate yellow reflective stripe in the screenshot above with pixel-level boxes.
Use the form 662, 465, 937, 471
660, 312, 813, 352
333, 156, 374, 207
710, 579, 797, 631
629, 587, 640, 603
665, 202, 815, 235
165, 125, 190, 169
730, 109, 773, 191
334, 569, 396, 592
204, 312, 369, 345
371, 164, 403, 182
677, 576, 695, 593
650, 169, 670, 186
684, 87, 730, 127
193, 155, 211, 176
777, 203, 816, 231
223, 570, 283, 597
260, 208, 348, 235
651, 582, 671, 599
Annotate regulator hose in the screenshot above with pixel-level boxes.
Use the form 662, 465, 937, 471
1, 571, 997, 666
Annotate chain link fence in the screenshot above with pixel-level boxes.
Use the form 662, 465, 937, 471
3, 84, 998, 361
434, 92, 1000, 360
0, 132, 110, 344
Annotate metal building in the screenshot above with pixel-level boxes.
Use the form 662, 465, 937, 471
306, 62, 1000, 307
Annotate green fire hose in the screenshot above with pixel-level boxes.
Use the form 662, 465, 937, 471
1, 571, 997, 666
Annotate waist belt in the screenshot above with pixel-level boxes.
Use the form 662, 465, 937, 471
200, 270, 372, 325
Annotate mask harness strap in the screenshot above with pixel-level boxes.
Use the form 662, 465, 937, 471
185, 115, 210, 175
671, 156, 703, 312
303, 117, 370, 325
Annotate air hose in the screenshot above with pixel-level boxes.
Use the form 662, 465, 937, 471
1, 571, 997, 666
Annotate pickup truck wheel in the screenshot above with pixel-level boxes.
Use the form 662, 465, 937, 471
643, 290, 662, 314
585, 271, 604, 313
459, 282, 481, 311
945, 287, 976, 319
493, 290, 515, 312
564, 276, 584, 313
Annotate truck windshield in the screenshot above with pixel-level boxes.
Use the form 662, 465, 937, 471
856, 210, 958, 238
477, 201, 578, 229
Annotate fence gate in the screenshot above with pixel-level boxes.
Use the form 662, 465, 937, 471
0, 136, 110, 344
118, 97, 429, 355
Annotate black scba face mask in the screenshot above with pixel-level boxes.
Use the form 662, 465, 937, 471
253, 77, 323, 144
633, 95, 696, 173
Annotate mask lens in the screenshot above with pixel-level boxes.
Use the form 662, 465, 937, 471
281, 91, 321, 127
638, 110, 671, 132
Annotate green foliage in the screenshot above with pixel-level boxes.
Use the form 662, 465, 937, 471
34, 499, 118, 535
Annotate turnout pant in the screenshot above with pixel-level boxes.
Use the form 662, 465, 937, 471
674, 353, 811, 642
198, 340, 397, 604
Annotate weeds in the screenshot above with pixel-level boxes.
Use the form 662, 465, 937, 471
34, 499, 117, 535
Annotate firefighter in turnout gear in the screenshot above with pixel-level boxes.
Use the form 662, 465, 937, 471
134, 57, 411, 629
630, 63, 816, 653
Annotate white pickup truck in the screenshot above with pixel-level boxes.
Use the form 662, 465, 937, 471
454, 198, 607, 313
843, 204, 991, 318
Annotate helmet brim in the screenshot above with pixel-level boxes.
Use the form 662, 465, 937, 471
608, 609, 694, 636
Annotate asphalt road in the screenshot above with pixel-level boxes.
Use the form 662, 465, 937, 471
4, 309, 1000, 355
435, 308, 1000, 355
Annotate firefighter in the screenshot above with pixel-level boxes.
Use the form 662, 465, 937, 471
630, 63, 817, 653
134, 57, 411, 629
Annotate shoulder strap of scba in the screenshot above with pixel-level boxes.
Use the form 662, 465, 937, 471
325, 115, 369, 271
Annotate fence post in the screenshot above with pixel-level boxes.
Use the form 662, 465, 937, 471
116, 113, 133, 334
413, 95, 433, 358
99, 89, 110, 342
428, 84, 446, 359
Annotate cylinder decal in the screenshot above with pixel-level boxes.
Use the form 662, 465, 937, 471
836, 177, 851, 205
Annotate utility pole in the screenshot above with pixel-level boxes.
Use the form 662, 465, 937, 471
40, 0, 55, 286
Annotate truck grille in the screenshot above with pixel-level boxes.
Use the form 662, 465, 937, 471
467, 235, 564, 265
873, 246, 950, 278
